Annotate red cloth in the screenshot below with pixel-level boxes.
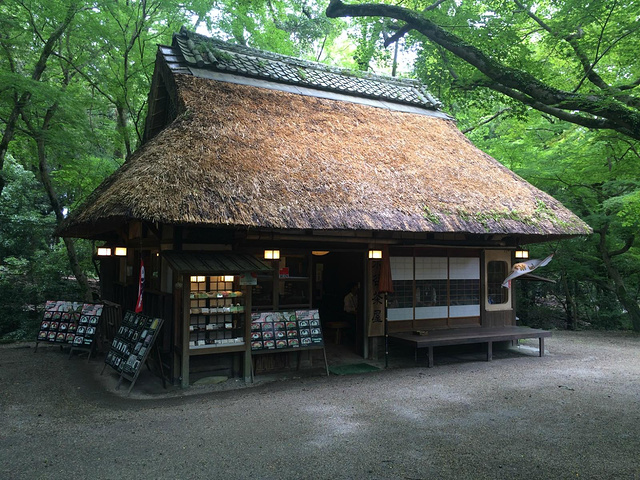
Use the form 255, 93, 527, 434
135, 260, 145, 313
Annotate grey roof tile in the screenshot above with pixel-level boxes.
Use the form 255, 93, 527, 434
172, 27, 442, 111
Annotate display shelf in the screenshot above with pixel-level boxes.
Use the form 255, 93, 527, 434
188, 277, 247, 352
188, 343, 246, 356
190, 291, 244, 299
169, 253, 271, 388
189, 324, 241, 331
189, 306, 245, 314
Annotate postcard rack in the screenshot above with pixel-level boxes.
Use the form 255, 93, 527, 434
35, 301, 105, 362
250, 309, 329, 380
102, 311, 165, 394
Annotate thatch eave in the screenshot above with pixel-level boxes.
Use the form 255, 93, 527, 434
58, 76, 591, 241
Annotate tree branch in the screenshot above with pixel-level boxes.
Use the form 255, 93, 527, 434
462, 108, 511, 134
384, 0, 447, 48
486, 82, 619, 132
326, 0, 640, 140
513, 0, 610, 92
609, 235, 635, 257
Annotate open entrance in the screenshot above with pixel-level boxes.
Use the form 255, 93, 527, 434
313, 251, 365, 357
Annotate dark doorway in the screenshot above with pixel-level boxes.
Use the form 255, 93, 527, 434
313, 251, 364, 356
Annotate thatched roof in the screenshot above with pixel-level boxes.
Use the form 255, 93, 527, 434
59, 31, 591, 241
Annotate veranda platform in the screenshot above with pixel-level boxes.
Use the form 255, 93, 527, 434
389, 326, 551, 368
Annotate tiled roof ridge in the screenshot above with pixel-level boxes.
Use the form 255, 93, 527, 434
174, 26, 441, 110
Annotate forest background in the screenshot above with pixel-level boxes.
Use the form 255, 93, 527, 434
1, 0, 639, 341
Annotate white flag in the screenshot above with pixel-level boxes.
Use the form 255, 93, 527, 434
502, 254, 554, 289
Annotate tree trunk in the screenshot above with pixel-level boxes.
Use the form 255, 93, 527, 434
561, 272, 579, 330
62, 237, 93, 301
116, 103, 132, 159
0, 98, 29, 195
597, 225, 640, 331
33, 107, 93, 302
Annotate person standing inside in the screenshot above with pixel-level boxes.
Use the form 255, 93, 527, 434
343, 282, 359, 325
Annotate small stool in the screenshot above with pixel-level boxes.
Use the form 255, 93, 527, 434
325, 321, 350, 344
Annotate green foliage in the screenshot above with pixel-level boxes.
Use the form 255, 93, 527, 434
0, 0, 351, 342
465, 111, 640, 329
0, 158, 96, 340
422, 205, 440, 224
0, 158, 54, 259
208, 0, 345, 62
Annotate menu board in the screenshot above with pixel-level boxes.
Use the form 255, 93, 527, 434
104, 311, 163, 377
250, 309, 324, 351
36, 301, 104, 348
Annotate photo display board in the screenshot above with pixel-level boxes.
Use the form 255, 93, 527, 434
250, 309, 323, 351
36, 301, 104, 347
104, 311, 163, 377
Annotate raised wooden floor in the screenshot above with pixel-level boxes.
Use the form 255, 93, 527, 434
389, 326, 551, 367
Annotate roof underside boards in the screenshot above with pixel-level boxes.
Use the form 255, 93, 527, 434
59, 75, 591, 239
163, 251, 272, 274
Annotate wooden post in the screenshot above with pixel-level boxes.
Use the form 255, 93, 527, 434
384, 294, 388, 368
243, 286, 252, 382
181, 273, 190, 388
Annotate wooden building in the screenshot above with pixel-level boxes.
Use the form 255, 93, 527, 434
59, 28, 591, 386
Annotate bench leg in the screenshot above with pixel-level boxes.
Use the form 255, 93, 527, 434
487, 341, 493, 362
539, 337, 545, 357
427, 347, 433, 368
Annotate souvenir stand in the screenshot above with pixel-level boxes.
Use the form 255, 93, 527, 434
163, 251, 273, 387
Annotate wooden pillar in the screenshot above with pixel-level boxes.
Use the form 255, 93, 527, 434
181, 273, 190, 388
243, 286, 252, 382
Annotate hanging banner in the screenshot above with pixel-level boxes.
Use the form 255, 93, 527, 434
367, 260, 385, 337
135, 260, 145, 313
502, 254, 554, 288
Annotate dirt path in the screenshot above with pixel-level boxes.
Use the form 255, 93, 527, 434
1, 330, 639, 479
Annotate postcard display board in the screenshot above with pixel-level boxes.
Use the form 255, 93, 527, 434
250, 309, 329, 377
103, 311, 165, 393
35, 301, 104, 360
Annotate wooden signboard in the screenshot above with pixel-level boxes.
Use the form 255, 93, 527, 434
250, 309, 328, 377
103, 311, 164, 394
35, 301, 104, 360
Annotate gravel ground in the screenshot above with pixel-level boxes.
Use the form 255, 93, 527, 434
1, 330, 639, 480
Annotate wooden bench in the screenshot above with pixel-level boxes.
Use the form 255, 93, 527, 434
389, 326, 551, 368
